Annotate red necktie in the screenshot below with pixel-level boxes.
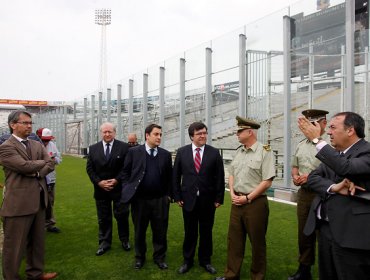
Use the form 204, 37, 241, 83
194, 148, 201, 173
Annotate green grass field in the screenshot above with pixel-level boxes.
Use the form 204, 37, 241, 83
0, 155, 318, 279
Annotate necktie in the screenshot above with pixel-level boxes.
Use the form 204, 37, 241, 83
194, 148, 201, 173
150, 148, 155, 158
22, 140, 32, 158
105, 143, 110, 159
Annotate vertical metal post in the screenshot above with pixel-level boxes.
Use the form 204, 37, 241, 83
341, 45, 346, 111
107, 88, 111, 122
239, 34, 247, 116
83, 98, 88, 149
117, 84, 122, 140
143, 73, 149, 129
57, 107, 63, 152
205, 47, 212, 145
63, 106, 67, 153
159, 67, 165, 147
267, 52, 272, 143
308, 44, 314, 108
73, 102, 77, 119
128, 79, 134, 133
283, 16, 292, 189
365, 47, 369, 141
98, 92, 103, 129
345, 0, 355, 111
90, 95, 96, 144
179, 59, 186, 147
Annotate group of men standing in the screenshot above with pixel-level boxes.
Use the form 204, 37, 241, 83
85, 116, 276, 280
1, 108, 369, 280
289, 109, 370, 280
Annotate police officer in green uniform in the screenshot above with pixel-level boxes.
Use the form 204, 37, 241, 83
288, 109, 329, 280
215, 116, 275, 280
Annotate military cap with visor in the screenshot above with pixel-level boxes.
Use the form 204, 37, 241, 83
301, 109, 328, 122
236, 116, 260, 132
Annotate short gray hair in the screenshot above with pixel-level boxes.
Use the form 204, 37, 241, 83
8, 110, 32, 133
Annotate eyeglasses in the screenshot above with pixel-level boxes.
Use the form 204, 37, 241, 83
194, 132, 208, 136
16, 121, 34, 126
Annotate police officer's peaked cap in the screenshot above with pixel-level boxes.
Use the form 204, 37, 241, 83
301, 109, 329, 122
236, 116, 261, 130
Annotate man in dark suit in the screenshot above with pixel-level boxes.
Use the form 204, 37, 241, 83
173, 122, 225, 275
0, 110, 57, 280
121, 124, 172, 270
86, 122, 130, 256
298, 111, 370, 280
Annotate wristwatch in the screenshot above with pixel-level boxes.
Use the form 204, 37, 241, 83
312, 137, 322, 145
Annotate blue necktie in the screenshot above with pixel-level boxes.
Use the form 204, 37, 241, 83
105, 143, 110, 159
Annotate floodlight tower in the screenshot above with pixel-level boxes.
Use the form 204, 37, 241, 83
95, 9, 111, 95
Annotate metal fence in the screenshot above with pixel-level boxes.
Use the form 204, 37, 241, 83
20, 0, 369, 190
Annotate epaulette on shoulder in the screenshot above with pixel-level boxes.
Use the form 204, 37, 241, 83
298, 138, 306, 143
263, 144, 271, 151
236, 144, 243, 150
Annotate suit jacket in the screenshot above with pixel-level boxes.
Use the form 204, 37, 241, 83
121, 144, 172, 203
304, 139, 370, 250
86, 139, 129, 200
0, 135, 55, 217
172, 144, 225, 212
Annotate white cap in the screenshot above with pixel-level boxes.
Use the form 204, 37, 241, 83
41, 128, 54, 140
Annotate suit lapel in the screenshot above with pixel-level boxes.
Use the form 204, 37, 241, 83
10, 136, 29, 159
187, 144, 198, 173
345, 139, 364, 159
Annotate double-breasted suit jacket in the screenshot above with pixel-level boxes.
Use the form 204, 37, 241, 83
86, 139, 129, 200
0, 135, 54, 217
121, 144, 172, 203
172, 144, 225, 211
305, 139, 370, 250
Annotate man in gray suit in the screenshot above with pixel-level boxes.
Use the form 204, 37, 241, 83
0, 110, 57, 280
298, 111, 370, 280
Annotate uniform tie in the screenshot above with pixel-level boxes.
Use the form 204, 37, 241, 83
105, 143, 110, 159
150, 148, 155, 158
21, 140, 32, 158
194, 147, 201, 173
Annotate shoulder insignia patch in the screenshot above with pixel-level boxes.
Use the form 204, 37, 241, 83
263, 144, 271, 151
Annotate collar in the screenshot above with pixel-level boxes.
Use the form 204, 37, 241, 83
192, 143, 205, 152
12, 134, 27, 143
341, 138, 362, 154
241, 141, 258, 152
145, 142, 157, 153
103, 139, 114, 146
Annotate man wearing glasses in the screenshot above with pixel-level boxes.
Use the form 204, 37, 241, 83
173, 122, 225, 275
0, 110, 57, 280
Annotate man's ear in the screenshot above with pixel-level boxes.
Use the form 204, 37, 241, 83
347, 126, 355, 136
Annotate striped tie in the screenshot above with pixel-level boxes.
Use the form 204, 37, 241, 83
194, 147, 201, 173
22, 140, 32, 158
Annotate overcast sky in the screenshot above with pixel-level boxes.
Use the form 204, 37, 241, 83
0, 0, 300, 102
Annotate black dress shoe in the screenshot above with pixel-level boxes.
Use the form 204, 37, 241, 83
155, 261, 168, 270
214, 277, 226, 280
95, 246, 110, 256
202, 264, 217, 274
178, 263, 193, 274
134, 260, 144, 269
288, 265, 312, 280
287, 270, 312, 280
122, 241, 131, 251
47, 226, 61, 233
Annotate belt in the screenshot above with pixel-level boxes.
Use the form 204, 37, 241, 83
234, 191, 248, 196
